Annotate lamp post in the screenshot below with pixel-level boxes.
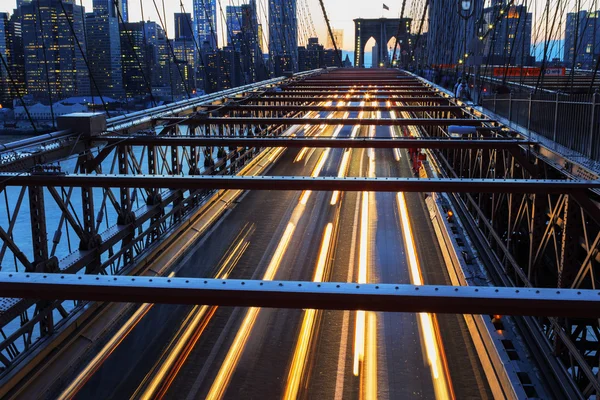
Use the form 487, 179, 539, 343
458, 0, 474, 79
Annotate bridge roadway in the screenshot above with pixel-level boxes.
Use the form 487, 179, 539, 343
56, 105, 491, 398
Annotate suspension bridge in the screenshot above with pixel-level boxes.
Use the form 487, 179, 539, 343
3, 0, 600, 399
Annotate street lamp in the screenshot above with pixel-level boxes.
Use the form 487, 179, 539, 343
457, 0, 474, 78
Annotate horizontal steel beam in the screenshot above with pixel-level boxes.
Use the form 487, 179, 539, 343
179, 117, 489, 126
246, 96, 451, 103
1, 273, 599, 318
207, 105, 459, 113
99, 136, 531, 149
1, 174, 597, 193
271, 90, 435, 96
285, 85, 427, 90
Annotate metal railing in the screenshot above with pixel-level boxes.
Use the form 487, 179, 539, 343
416, 68, 600, 162
482, 90, 600, 160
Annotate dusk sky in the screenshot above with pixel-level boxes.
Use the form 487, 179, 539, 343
0, 0, 591, 51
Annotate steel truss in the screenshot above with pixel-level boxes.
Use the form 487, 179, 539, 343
0, 69, 323, 374
98, 136, 531, 149
0, 68, 599, 398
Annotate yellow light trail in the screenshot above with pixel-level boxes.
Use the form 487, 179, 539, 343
300, 109, 347, 205
389, 111, 401, 161
58, 272, 175, 400
364, 311, 378, 399
299, 149, 329, 205
283, 223, 334, 399
353, 190, 370, 377
139, 226, 255, 399
295, 106, 326, 163
396, 191, 453, 400
330, 149, 351, 205
207, 188, 310, 399
353, 105, 376, 379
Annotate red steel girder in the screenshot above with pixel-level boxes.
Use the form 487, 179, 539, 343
1, 175, 597, 194
2, 273, 600, 318
98, 136, 531, 150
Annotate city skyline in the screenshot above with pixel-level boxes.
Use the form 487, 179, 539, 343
0, 0, 413, 51
0, 0, 592, 52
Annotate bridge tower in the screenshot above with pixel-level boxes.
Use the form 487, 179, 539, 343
353, 18, 410, 68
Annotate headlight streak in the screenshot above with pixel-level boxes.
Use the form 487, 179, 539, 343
283, 223, 334, 400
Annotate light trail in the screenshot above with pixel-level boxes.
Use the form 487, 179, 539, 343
139, 227, 254, 399
283, 223, 334, 400
353, 105, 376, 380
295, 106, 326, 163
300, 109, 347, 205
207, 179, 311, 399
396, 191, 453, 400
353, 190, 370, 377
58, 304, 155, 400
57, 272, 174, 400
330, 149, 350, 205
389, 110, 402, 161
364, 311, 378, 399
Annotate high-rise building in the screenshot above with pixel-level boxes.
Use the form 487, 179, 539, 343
193, 0, 217, 49
204, 46, 242, 92
564, 10, 600, 68
92, 0, 127, 20
174, 12, 193, 41
325, 28, 343, 50
226, 5, 243, 51
269, 0, 297, 72
241, 0, 263, 81
0, 13, 11, 105
426, 0, 484, 66
2, 12, 26, 104
120, 21, 151, 98
86, 0, 124, 99
172, 38, 196, 96
144, 21, 171, 94
257, 24, 264, 53
21, 0, 90, 102
483, 3, 533, 65
298, 37, 322, 71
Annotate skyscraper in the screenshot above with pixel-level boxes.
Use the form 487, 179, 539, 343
144, 21, 171, 92
174, 12, 193, 41
193, 0, 217, 49
120, 21, 151, 98
564, 10, 600, 69
21, 0, 90, 101
269, 0, 297, 72
92, 0, 127, 21
226, 5, 243, 51
86, 0, 124, 99
426, 0, 484, 66
483, 4, 533, 66
172, 38, 196, 96
242, 0, 263, 80
0, 13, 11, 105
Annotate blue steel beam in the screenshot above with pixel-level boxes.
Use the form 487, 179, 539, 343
0, 273, 598, 318
0, 174, 598, 194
